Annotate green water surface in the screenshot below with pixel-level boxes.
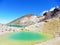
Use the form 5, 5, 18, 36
9, 31, 53, 41
10, 32, 44, 40
0, 31, 53, 45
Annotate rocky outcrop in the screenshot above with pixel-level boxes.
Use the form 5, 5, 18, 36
24, 22, 45, 32
43, 6, 60, 20
0, 24, 22, 35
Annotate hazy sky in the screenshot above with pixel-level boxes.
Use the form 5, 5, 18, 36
0, 0, 60, 24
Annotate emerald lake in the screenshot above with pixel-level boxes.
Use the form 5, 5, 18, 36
0, 31, 53, 45
8, 31, 53, 41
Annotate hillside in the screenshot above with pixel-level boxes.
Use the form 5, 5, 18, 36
8, 14, 45, 26
8, 7, 60, 26
42, 18, 60, 37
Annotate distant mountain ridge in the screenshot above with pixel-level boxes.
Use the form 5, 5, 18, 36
8, 6, 60, 26
8, 14, 45, 26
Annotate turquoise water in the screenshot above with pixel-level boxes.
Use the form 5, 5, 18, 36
6, 32, 53, 45
0, 32, 53, 45
7, 24, 23, 28
9, 32, 52, 41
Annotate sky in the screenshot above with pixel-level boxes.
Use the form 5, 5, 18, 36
0, 0, 60, 24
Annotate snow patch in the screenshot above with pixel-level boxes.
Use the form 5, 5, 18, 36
41, 10, 48, 15
50, 7, 55, 11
